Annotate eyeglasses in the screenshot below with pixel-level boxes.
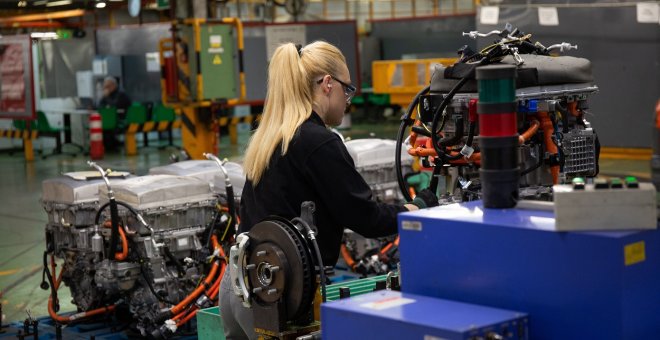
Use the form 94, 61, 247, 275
317, 75, 357, 103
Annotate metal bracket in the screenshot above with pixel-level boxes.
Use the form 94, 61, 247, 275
229, 233, 252, 307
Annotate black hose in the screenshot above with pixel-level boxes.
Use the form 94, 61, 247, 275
437, 116, 464, 148
108, 199, 121, 261
140, 264, 176, 305
428, 164, 443, 195
430, 59, 487, 158
291, 217, 326, 303
42, 252, 58, 312
163, 246, 186, 278
224, 186, 236, 241
430, 77, 470, 158
396, 85, 430, 202
206, 210, 223, 249
520, 143, 544, 176
94, 201, 141, 225
95, 200, 140, 261
465, 121, 476, 147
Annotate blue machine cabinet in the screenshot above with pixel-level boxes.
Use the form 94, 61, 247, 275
398, 201, 660, 339
321, 290, 528, 340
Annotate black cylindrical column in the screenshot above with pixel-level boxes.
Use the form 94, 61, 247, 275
477, 64, 519, 208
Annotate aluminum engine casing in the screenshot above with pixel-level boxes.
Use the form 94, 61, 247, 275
98, 175, 217, 232
149, 160, 246, 199
345, 138, 413, 203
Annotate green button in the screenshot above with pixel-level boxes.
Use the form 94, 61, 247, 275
625, 176, 639, 188
571, 177, 585, 190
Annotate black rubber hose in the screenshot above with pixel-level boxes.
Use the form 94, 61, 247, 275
108, 198, 120, 261
43, 252, 58, 311
428, 164, 443, 195
396, 85, 430, 202
140, 264, 176, 305
437, 116, 464, 148
163, 246, 186, 278
224, 186, 236, 241
465, 121, 476, 147
292, 217, 326, 303
206, 210, 223, 249
94, 201, 141, 226
520, 143, 544, 176
430, 77, 470, 158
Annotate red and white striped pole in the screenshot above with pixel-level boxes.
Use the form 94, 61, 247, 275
89, 112, 104, 160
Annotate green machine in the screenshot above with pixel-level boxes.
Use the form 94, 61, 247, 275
180, 19, 239, 102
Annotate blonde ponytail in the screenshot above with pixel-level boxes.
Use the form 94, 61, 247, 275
243, 41, 347, 185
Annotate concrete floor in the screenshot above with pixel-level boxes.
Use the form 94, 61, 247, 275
0, 121, 652, 323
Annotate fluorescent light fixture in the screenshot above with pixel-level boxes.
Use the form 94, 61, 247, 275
96, 1, 107, 8
46, 0, 72, 6
33, 0, 48, 5
31, 32, 59, 39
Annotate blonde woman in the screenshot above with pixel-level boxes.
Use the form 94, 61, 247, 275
219, 41, 438, 339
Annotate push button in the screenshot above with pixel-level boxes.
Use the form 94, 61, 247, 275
571, 177, 585, 190
610, 178, 623, 189
594, 178, 609, 189
625, 176, 639, 188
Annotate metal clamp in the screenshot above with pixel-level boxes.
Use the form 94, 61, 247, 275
229, 233, 251, 307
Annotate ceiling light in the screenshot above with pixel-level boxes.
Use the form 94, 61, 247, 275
46, 0, 72, 6
96, 1, 107, 8
33, 0, 48, 5
17, 1, 28, 7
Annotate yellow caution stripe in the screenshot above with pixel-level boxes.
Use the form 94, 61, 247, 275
0, 129, 38, 140
125, 120, 183, 133
217, 114, 260, 127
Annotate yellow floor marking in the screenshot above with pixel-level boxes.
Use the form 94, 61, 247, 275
0, 268, 21, 276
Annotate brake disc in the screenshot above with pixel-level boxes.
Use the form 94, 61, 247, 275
246, 218, 316, 321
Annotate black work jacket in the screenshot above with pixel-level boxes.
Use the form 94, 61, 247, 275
239, 112, 405, 266
99, 89, 131, 113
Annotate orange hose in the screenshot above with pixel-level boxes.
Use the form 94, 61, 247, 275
518, 119, 540, 145
174, 261, 226, 327
447, 151, 481, 166
48, 297, 116, 324
380, 242, 394, 255
408, 187, 416, 199
538, 111, 559, 184
380, 236, 400, 255
170, 235, 222, 315
340, 244, 356, 270
103, 221, 129, 261
48, 256, 115, 323
568, 102, 580, 117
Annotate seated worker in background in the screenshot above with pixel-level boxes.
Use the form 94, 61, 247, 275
219, 41, 439, 340
99, 76, 131, 151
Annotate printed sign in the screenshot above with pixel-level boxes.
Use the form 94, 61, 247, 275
480, 6, 499, 25
265, 25, 306, 61
538, 7, 559, 26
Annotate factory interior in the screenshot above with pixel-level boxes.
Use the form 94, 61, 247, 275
0, 0, 659, 339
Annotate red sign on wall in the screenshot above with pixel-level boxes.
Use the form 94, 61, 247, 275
0, 35, 35, 120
